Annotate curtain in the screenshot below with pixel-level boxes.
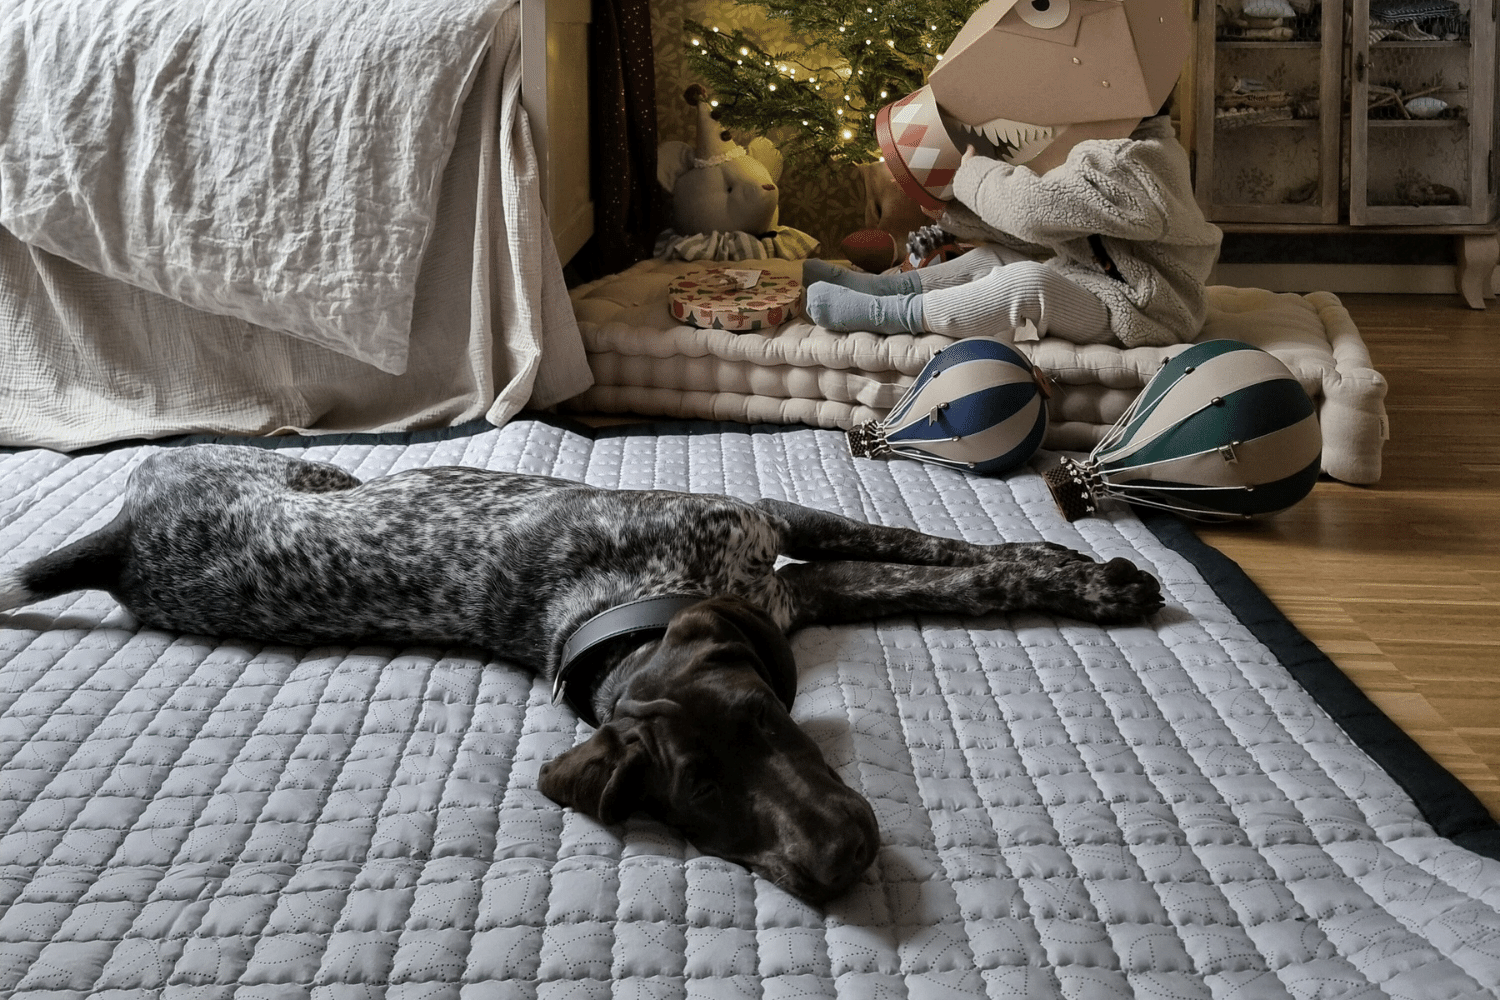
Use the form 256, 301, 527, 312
570, 0, 664, 280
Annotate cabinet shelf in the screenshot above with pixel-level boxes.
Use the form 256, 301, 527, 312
1216, 40, 1324, 48
1371, 39, 1470, 48
1365, 117, 1470, 126
1217, 118, 1321, 127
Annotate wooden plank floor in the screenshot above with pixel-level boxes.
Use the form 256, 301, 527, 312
1194, 293, 1500, 820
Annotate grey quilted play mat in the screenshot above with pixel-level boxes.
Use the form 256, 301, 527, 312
1, 417, 1497, 1000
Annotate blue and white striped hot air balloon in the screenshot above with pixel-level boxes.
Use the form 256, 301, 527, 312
1043, 339, 1322, 521
847, 337, 1048, 476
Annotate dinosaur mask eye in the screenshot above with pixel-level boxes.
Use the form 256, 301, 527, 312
1015, 0, 1070, 29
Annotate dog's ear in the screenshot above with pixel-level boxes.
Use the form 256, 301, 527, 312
670, 596, 799, 710
538, 723, 648, 826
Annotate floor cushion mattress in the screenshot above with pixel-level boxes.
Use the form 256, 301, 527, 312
568, 259, 1389, 484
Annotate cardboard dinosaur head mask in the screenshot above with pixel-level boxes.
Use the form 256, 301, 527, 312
875, 0, 1189, 210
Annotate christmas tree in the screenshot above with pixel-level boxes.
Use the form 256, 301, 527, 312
683, 0, 985, 166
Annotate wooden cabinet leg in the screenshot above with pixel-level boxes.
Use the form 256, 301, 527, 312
1456, 234, 1499, 309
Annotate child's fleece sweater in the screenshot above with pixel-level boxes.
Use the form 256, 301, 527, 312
937, 115, 1222, 348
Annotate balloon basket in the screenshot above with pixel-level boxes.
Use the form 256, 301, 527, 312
846, 421, 890, 460
1042, 458, 1102, 522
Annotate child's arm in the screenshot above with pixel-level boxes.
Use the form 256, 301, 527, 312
934, 200, 1051, 258
949, 139, 1174, 246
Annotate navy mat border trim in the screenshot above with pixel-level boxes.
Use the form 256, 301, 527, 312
11, 416, 532, 457
1138, 509, 1500, 860
6, 412, 764, 457
14, 415, 1495, 857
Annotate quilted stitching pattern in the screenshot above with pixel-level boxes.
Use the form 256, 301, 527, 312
0, 420, 1496, 999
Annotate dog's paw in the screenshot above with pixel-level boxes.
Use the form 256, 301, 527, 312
1041, 556, 1165, 625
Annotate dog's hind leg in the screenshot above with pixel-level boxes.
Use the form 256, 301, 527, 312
285, 460, 362, 493
0, 509, 131, 612
756, 497, 1079, 568
777, 553, 1163, 628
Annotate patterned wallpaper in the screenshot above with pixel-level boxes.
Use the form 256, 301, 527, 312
649, 0, 867, 257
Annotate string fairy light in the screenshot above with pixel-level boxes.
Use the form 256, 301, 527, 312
680, 1, 982, 164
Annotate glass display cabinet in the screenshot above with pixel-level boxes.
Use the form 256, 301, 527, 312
1192, 0, 1498, 303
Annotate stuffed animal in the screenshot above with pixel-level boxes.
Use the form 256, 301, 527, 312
659, 85, 783, 237
656, 86, 818, 261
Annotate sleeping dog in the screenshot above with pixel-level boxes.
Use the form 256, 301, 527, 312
0, 445, 1164, 903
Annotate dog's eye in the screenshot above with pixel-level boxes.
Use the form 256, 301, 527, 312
1016, 0, 1069, 28
691, 781, 720, 805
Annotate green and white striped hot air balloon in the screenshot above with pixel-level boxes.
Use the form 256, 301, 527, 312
1043, 340, 1321, 521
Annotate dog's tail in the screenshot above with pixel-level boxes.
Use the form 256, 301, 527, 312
0, 570, 35, 612
0, 513, 130, 612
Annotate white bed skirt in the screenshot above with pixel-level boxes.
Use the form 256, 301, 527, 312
0, 7, 593, 453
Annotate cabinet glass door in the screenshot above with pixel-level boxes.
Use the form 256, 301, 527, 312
1349, 0, 1497, 224
1195, 0, 1342, 222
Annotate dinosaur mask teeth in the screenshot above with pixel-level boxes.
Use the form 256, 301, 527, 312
947, 116, 1056, 166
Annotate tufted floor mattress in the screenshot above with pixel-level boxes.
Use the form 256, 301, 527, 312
567, 259, 1390, 485
0, 417, 1495, 999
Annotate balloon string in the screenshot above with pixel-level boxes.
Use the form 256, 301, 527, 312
885, 446, 975, 471
1093, 396, 1217, 465
882, 380, 925, 428
1088, 438, 1243, 477
1090, 370, 1193, 458
1104, 480, 1252, 494
1095, 491, 1254, 521
1096, 388, 1200, 456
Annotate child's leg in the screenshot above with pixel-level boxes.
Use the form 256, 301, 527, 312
920, 261, 1112, 343
802, 258, 922, 296
804, 247, 1031, 334
806, 259, 1111, 342
910, 245, 1027, 290
802, 245, 1017, 296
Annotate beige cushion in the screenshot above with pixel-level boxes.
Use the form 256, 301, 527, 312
567, 258, 1388, 484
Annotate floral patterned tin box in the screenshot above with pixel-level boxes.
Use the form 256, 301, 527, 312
667, 268, 803, 331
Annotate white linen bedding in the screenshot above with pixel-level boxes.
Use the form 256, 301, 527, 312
0, 0, 509, 374
0, 3, 594, 453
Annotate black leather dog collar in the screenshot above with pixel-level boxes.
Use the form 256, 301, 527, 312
553, 594, 702, 727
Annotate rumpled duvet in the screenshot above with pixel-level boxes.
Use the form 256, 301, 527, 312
0, 0, 512, 374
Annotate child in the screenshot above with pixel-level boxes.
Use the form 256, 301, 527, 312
803, 112, 1222, 348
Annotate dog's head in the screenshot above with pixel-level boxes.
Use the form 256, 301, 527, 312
538, 596, 880, 905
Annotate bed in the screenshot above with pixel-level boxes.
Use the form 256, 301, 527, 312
567, 258, 1390, 485
0, 0, 597, 452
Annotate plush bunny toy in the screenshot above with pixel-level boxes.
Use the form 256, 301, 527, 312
659, 84, 782, 235
655, 86, 818, 261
